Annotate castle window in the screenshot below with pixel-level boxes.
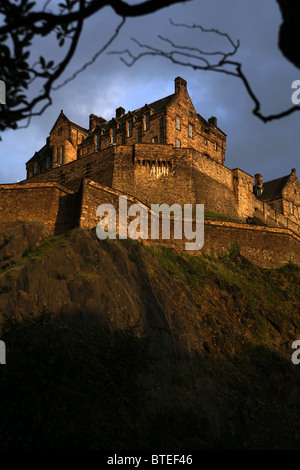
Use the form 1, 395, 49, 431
145, 113, 150, 131
46, 156, 51, 170
128, 120, 133, 137
56, 147, 60, 163
159, 117, 165, 143
33, 161, 38, 174
188, 124, 193, 138
96, 134, 101, 150
214, 142, 217, 150
61, 146, 64, 164
152, 136, 158, 143
175, 138, 181, 148
138, 127, 142, 142
204, 138, 207, 144
176, 116, 181, 131
112, 128, 116, 144
298, 207, 300, 218
290, 202, 294, 214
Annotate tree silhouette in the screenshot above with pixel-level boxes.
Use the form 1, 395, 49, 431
113, 0, 300, 123
0, 0, 186, 139
277, 0, 300, 69
0, 0, 299, 139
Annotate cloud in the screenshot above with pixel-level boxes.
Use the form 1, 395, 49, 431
1, 0, 298, 185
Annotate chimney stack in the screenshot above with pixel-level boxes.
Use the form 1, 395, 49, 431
255, 173, 262, 187
116, 107, 125, 118
89, 114, 98, 132
208, 116, 217, 127
254, 173, 263, 195
175, 77, 187, 94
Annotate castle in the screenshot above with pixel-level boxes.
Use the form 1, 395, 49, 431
0, 77, 299, 267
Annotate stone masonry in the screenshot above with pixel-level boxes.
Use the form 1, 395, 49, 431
0, 77, 299, 267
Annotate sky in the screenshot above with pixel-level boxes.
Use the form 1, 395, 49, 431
0, 0, 299, 185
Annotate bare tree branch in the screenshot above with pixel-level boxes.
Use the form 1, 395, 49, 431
0, 0, 187, 137
111, 19, 300, 123
53, 17, 126, 91
0, 0, 190, 36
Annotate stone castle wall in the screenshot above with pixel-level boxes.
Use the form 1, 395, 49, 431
79, 179, 300, 268
165, 80, 226, 164
22, 146, 117, 191
0, 182, 78, 234
0, 178, 298, 268
254, 198, 299, 234
19, 143, 300, 237
4, 76, 297, 269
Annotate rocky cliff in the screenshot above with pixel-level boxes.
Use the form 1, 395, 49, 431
0, 222, 299, 449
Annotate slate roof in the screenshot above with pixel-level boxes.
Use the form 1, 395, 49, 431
68, 117, 88, 134
83, 92, 225, 140
26, 143, 52, 164
27, 86, 226, 155
88, 94, 175, 136
49, 110, 88, 135
257, 174, 290, 200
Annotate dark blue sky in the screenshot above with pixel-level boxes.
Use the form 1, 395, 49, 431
1, 0, 299, 185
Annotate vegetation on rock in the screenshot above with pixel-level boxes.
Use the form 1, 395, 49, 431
0, 224, 299, 449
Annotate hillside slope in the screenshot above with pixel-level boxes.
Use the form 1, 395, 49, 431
0, 222, 299, 449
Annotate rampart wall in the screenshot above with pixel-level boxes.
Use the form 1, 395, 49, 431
79, 179, 300, 268
0, 182, 77, 234
254, 198, 300, 235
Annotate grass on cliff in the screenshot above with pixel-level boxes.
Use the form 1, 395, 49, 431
204, 210, 243, 223
0, 233, 69, 278
144, 242, 298, 305
150, 206, 243, 223
0, 231, 299, 450
142, 243, 300, 449
144, 242, 299, 346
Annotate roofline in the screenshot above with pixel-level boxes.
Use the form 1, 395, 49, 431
262, 174, 290, 185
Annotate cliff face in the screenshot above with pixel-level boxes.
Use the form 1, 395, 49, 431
0, 222, 300, 449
